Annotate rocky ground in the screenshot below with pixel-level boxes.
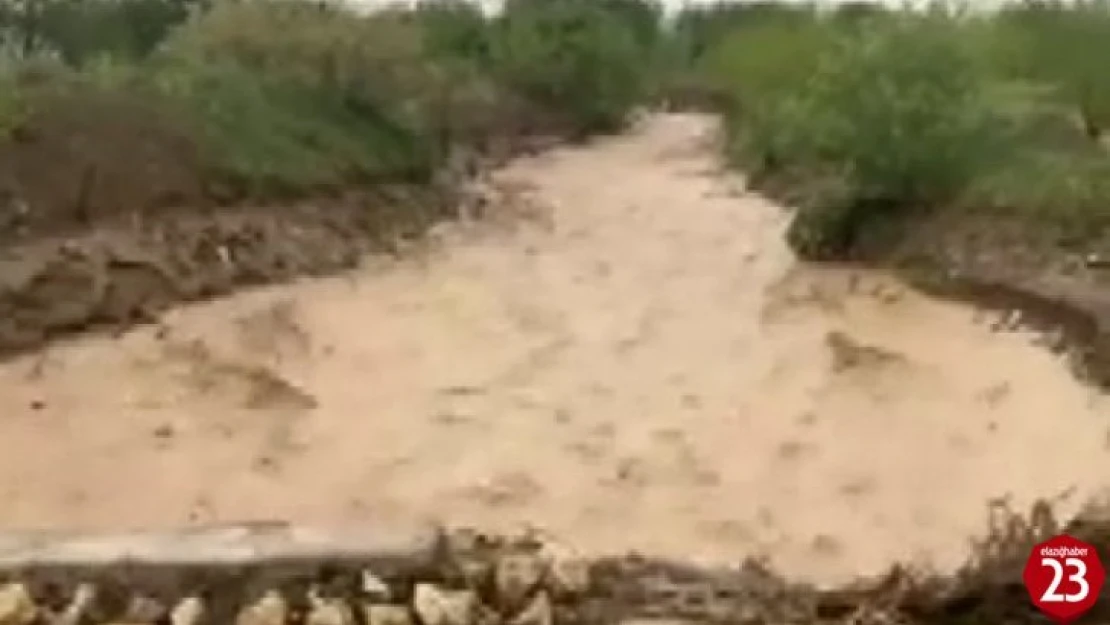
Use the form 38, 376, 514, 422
0, 505, 1104, 625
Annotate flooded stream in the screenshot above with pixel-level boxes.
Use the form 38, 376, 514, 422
0, 114, 1106, 587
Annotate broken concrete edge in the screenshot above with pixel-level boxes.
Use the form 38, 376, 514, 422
0, 522, 439, 569
0, 508, 1100, 625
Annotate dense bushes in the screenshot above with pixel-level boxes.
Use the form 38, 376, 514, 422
150, 1, 445, 194
0, 0, 659, 203
492, 0, 655, 135
686, 0, 1110, 259
4, 0, 1110, 262
0, 0, 202, 63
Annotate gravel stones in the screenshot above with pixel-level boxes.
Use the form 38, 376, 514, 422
0, 584, 35, 625
413, 584, 479, 625
0, 520, 1068, 625
494, 552, 546, 612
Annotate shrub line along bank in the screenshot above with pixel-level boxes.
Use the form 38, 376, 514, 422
5, 1, 1110, 270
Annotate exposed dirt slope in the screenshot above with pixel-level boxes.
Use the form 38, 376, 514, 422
0, 114, 1107, 592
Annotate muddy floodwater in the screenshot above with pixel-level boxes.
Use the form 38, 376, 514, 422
0, 114, 1107, 587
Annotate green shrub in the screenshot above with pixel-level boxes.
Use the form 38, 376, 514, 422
756, 14, 1008, 203
0, 69, 28, 140
695, 15, 835, 164
968, 149, 1110, 234
149, 0, 449, 194
987, 0, 1110, 139
491, 0, 651, 135
0, 0, 201, 65
413, 0, 491, 64
672, 1, 817, 65
147, 57, 430, 196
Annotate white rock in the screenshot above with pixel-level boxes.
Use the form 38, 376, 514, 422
0, 583, 36, 625
362, 570, 391, 599
494, 552, 546, 608
124, 594, 167, 623
236, 590, 287, 625
307, 588, 354, 625
412, 583, 477, 625
170, 597, 204, 625
540, 542, 590, 596
53, 583, 96, 625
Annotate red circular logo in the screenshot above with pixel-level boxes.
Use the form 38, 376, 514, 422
1023, 534, 1105, 624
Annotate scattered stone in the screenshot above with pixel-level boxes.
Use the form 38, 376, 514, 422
540, 541, 590, 597
54, 583, 96, 625
494, 552, 546, 610
0, 583, 36, 625
153, 424, 175, 439
237, 590, 287, 625
445, 528, 499, 588
124, 594, 168, 623
413, 584, 477, 625
362, 570, 391, 600
306, 590, 355, 625
169, 596, 204, 625
1085, 253, 1110, 268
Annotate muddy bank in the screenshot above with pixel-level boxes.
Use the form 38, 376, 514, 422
0, 72, 569, 358
0, 186, 447, 358
899, 269, 1110, 389
749, 165, 1110, 395
0, 158, 555, 359
858, 205, 1110, 392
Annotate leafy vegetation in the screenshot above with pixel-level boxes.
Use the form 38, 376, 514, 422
0, 0, 659, 201
3, 0, 1110, 261
677, 0, 1110, 259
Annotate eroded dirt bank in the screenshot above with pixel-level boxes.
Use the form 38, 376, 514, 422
0, 114, 1108, 590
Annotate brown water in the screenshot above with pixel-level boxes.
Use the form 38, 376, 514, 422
0, 114, 1107, 586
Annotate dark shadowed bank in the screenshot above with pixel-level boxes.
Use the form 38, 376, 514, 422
2, 0, 1110, 623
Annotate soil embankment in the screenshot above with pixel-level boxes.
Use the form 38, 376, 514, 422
0, 114, 1107, 601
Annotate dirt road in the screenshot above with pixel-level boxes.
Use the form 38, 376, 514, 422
0, 114, 1107, 587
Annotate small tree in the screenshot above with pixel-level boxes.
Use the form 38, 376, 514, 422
0, 0, 204, 65
492, 0, 651, 135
